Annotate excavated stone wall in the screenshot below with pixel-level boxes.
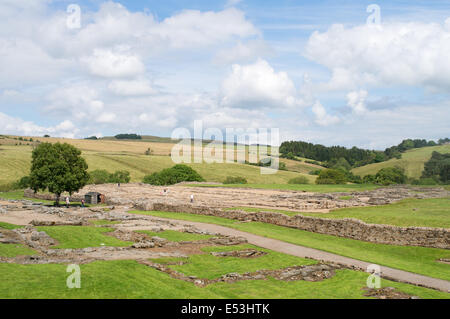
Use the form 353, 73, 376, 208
23, 189, 450, 249
137, 201, 449, 249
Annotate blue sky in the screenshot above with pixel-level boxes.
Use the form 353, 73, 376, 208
0, 0, 449, 149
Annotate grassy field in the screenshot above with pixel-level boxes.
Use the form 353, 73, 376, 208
0, 243, 36, 257
182, 183, 380, 193
228, 198, 450, 228
165, 244, 316, 279
0, 221, 24, 230
0, 142, 313, 186
352, 144, 450, 178
0, 253, 448, 298
135, 230, 213, 242
130, 211, 450, 281
35, 226, 133, 249
0, 220, 448, 299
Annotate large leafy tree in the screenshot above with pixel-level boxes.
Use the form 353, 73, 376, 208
29, 142, 89, 206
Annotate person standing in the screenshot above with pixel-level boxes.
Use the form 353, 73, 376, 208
65, 196, 70, 208
81, 199, 85, 208
190, 194, 194, 203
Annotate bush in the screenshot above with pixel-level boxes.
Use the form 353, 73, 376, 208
411, 178, 439, 185
315, 169, 347, 184
288, 176, 309, 184
88, 170, 131, 184
362, 174, 376, 184
375, 167, 407, 185
109, 170, 131, 184
17, 176, 31, 188
309, 169, 322, 175
143, 165, 204, 186
223, 176, 248, 184
89, 170, 111, 184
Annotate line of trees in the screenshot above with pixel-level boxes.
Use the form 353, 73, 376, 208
280, 137, 449, 169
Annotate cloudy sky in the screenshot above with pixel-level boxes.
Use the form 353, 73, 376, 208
1, 0, 449, 149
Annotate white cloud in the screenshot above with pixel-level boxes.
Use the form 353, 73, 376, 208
214, 39, 273, 64
306, 20, 450, 92
81, 49, 145, 78
0, 112, 78, 138
311, 101, 340, 126
220, 59, 301, 108
347, 90, 368, 115
108, 79, 156, 96
153, 7, 259, 49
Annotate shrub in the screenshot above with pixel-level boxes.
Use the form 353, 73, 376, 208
288, 176, 309, 184
17, 176, 31, 189
362, 174, 376, 184
89, 170, 111, 184
143, 165, 204, 186
315, 169, 347, 184
309, 169, 322, 175
223, 176, 248, 184
375, 167, 407, 185
109, 170, 131, 184
88, 170, 131, 184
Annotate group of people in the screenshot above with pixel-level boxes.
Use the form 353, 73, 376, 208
64, 197, 85, 208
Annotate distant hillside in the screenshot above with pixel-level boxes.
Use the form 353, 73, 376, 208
0, 135, 314, 188
352, 144, 450, 178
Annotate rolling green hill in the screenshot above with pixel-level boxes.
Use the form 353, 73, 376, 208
352, 144, 450, 178
0, 137, 315, 187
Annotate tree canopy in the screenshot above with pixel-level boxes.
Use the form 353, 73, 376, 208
29, 142, 89, 205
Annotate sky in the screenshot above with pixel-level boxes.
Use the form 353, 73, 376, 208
0, 0, 449, 149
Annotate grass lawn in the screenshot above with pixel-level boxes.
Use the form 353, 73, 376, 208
181, 183, 380, 193
161, 244, 317, 280
0, 260, 448, 299
228, 198, 450, 228
0, 243, 36, 257
135, 229, 213, 242
35, 226, 133, 249
130, 211, 450, 281
300, 198, 450, 228
0, 221, 24, 230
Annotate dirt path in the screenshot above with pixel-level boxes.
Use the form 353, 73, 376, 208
150, 216, 450, 293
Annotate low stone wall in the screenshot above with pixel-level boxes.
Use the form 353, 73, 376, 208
134, 201, 449, 249
24, 189, 84, 202
23, 190, 449, 249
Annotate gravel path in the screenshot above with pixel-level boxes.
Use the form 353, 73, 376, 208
151, 216, 450, 293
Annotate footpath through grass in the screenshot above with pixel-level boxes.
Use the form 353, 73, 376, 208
130, 211, 450, 281
227, 198, 450, 228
